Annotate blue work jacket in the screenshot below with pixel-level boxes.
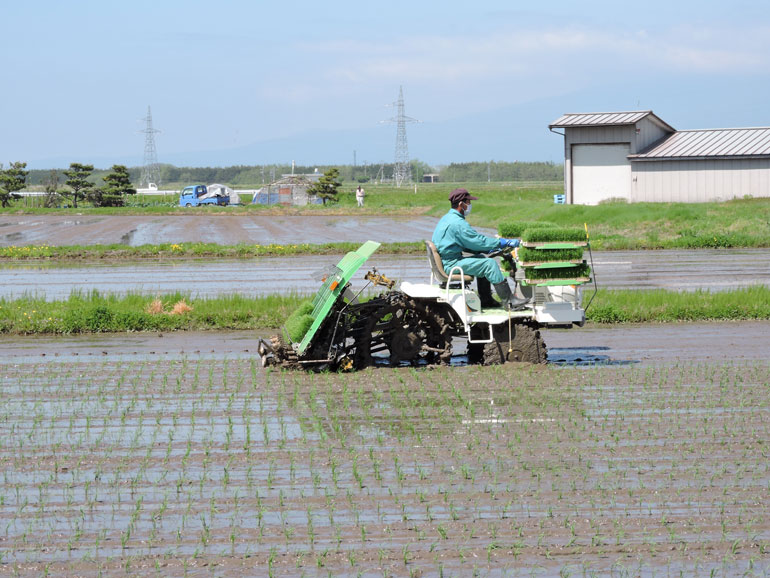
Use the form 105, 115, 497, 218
431, 209, 498, 264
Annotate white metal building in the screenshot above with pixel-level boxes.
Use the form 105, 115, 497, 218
549, 111, 770, 204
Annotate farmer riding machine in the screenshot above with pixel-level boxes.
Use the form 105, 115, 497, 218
259, 228, 593, 370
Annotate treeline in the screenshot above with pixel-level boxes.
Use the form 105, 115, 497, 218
440, 161, 562, 182
26, 160, 563, 188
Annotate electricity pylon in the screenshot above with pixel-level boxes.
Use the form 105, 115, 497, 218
382, 86, 418, 187
140, 106, 161, 186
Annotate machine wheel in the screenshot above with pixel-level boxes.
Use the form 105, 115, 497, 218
262, 335, 300, 369
482, 323, 547, 366
354, 293, 452, 368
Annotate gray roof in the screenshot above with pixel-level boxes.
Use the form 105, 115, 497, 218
630, 127, 770, 160
549, 110, 675, 131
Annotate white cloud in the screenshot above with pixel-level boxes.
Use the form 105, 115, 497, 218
308, 23, 770, 86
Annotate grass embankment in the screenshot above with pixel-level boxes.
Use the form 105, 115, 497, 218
0, 292, 301, 334
0, 241, 425, 260
3, 287, 770, 335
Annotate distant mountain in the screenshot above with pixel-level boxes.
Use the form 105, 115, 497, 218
22, 90, 615, 169
158, 97, 576, 168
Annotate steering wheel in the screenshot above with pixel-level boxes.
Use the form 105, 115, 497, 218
484, 246, 514, 259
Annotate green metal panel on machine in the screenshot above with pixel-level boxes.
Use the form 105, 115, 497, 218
296, 240, 381, 355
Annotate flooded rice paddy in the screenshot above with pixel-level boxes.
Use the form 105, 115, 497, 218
3, 215, 770, 575
1, 323, 770, 576
0, 215, 455, 247
4, 249, 770, 300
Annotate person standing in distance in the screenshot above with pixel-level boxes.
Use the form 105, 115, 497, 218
355, 185, 365, 207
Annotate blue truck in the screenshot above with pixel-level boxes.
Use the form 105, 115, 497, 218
179, 184, 229, 207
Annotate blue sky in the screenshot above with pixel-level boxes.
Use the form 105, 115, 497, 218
3, 0, 769, 169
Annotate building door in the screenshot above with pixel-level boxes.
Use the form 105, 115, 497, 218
572, 143, 631, 205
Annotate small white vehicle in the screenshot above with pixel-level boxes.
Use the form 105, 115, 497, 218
260, 240, 593, 369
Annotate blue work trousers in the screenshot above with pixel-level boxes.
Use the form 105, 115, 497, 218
442, 255, 504, 284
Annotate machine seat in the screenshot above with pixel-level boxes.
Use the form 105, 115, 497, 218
425, 240, 473, 288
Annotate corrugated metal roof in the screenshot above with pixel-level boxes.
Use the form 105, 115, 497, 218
549, 111, 671, 129
630, 128, 770, 159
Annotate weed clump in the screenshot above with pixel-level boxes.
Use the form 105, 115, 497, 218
145, 298, 193, 316
169, 300, 193, 315
145, 299, 164, 315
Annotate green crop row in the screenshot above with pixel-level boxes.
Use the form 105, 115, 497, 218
0, 241, 426, 260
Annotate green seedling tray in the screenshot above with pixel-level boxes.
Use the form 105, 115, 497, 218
522, 277, 592, 287
519, 260, 585, 268
296, 240, 381, 355
521, 241, 588, 249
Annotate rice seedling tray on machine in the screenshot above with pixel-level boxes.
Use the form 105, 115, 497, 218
520, 241, 588, 249
516, 226, 591, 287
522, 276, 592, 286
518, 259, 585, 268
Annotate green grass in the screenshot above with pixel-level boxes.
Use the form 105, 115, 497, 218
0, 241, 426, 260
2, 286, 770, 334
586, 286, 770, 323
0, 291, 306, 334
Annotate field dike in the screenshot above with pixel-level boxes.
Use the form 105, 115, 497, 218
2, 285, 770, 335
1, 359, 768, 575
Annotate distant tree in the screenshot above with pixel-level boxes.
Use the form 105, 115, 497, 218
0, 161, 28, 207
43, 169, 61, 208
410, 159, 432, 182
307, 168, 342, 205
62, 163, 94, 208
90, 164, 135, 207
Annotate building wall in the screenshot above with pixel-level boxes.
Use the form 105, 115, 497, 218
635, 118, 671, 152
632, 158, 770, 202
562, 126, 635, 203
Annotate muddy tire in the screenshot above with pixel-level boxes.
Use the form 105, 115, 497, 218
466, 324, 487, 365
354, 293, 452, 368
482, 323, 547, 365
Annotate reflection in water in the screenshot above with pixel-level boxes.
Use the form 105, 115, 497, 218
2, 248, 769, 301
548, 346, 639, 367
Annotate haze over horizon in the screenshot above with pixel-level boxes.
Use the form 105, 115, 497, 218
3, 0, 768, 170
